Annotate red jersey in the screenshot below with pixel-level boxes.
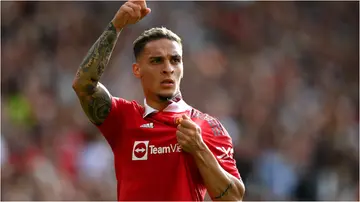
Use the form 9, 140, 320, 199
96, 96, 240, 201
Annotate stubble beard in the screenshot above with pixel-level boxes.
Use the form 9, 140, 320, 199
157, 93, 175, 102
157, 89, 180, 102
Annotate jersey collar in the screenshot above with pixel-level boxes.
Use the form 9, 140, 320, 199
143, 94, 192, 118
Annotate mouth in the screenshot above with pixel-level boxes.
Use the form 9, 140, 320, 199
160, 79, 175, 87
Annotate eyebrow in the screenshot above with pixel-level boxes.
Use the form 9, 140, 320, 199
148, 54, 182, 59
171, 54, 181, 58
149, 56, 162, 61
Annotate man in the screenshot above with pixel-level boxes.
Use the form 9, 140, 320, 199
72, 0, 245, 201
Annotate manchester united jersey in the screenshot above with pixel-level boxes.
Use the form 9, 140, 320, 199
96, 96, 240, 201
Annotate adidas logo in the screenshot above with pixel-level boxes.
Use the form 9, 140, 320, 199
140, 123, 154, 128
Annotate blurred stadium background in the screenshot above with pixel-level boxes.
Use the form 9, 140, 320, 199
1, 1, 359, 201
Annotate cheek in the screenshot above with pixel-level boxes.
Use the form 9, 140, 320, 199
142, 70, 159, 86
177, 67, 184, 79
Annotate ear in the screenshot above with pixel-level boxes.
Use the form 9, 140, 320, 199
132, 63, 141, 79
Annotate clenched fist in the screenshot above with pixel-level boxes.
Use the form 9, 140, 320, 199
112, 0, 151, 31
176, 115, 206, 154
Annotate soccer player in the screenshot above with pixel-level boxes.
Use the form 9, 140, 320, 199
72, 0, 245, 201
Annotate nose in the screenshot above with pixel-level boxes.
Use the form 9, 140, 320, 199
162, 62, 174, 75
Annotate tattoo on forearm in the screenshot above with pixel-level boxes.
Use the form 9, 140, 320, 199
77, 22, 118, 82
214, 183, 232, 199
73, 22, 119, 125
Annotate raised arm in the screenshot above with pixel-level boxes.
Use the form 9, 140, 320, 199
72, 22, 118, 125
72, 0, 151, 125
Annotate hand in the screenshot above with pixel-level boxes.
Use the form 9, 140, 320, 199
112, 0, 151, 30
176, 114, 206, 154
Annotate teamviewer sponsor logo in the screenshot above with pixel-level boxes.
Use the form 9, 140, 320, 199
132, 141, 181, 160
132, 141, 149, 160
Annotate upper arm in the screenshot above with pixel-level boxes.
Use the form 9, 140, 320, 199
202, 118, 241, 180
75, 82, 112, 125
74, 82, 137, 149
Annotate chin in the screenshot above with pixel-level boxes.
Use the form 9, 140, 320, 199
157, 90, 176, 101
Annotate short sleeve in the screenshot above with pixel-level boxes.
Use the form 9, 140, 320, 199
202, 120, 241, 180
96, 96, 132, 149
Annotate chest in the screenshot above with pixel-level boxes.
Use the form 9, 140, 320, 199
120, 114, 183, 162
114, 113, 188, 178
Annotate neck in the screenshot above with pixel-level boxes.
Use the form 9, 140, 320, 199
146, 98, 170, 111
145, 91, 183, 111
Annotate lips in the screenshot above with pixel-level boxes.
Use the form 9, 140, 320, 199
161, 79, 175, 84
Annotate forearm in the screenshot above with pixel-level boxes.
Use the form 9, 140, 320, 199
193, 143, 245, 201
73, 21, 121, 92
72, 21, 121, 125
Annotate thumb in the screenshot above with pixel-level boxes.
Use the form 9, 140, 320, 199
141, 8, 151, 17
182, 114, 190, 120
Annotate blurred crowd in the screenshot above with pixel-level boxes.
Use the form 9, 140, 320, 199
1, 1, 359, 201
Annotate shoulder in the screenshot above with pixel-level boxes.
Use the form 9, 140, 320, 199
111, 96, 145, 116
97, 96, 145, 133
190, 108, 229, 137
190, 108, 214, 120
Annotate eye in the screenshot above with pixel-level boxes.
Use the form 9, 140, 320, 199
150, 57, 163, 64
171, 57, 181, 64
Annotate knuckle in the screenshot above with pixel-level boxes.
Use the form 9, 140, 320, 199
128, 2, 140, 8
135, 4, 142, 10
195, 126, 201, 133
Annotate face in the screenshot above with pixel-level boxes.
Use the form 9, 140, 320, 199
133, 38, 183, 102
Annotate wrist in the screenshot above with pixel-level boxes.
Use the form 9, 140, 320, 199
110, 20, 124, 33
